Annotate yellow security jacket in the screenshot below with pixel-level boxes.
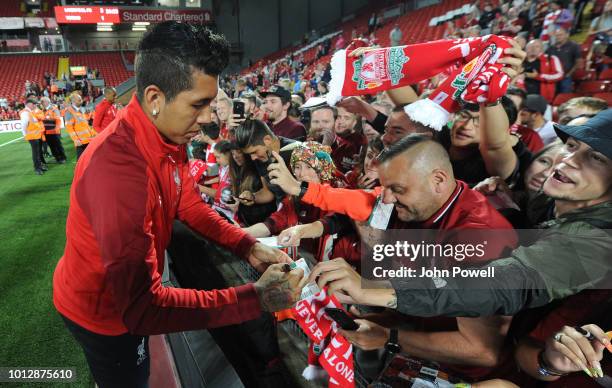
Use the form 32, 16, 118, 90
64, 106, 96, 146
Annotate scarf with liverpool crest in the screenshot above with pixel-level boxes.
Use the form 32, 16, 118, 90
326, 35, 513, 131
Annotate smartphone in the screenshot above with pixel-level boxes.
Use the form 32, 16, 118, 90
325, 308, 359, 331
233, 100, 245, 119
266, 150, 277, 164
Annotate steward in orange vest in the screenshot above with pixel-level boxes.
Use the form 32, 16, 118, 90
41, 96, 67, 163
64, 93, 97, 160
20, 98, 47, 174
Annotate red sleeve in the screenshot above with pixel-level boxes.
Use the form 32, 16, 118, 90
93, 100, 108, 132
177, 160, 257, 259
263, 197, 292, 234
536, 55, 564, 82
528, 291, 610, 342
302, 182, 380, 222
77, 145, 261, 335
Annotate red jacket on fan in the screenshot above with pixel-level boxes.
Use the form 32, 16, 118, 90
331, 131, 367, 174
92, 98, 117, 133
301, 180, 517, 262
53, 95, 262, 336
534, 54, 564, 102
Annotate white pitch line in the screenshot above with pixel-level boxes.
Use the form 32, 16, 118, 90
0, 135, 23, 148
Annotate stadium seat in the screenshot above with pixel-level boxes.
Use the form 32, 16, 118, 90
576, 80, 611, 94
552, 93, 580, 106
0, 54, 59, 98
69, 53, 133, 87
572, 68, 596, 81
244, 0, 468, 76
0, 52, 133, 101
599, 68, 612, 80
593, 92, 612, 106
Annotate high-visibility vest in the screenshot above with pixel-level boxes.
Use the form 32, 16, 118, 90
42, 105, 62, 135
64, 106, 96, 146
20, 109, 44, 141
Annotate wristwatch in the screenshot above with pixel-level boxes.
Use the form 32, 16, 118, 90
297, 181, 309, 199
384, 329, 401, 354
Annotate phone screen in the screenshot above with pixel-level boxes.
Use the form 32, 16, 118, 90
233, 100, 245, 119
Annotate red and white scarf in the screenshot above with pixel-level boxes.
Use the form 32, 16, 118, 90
327, 35, 513, 131
293, 290, 355, 387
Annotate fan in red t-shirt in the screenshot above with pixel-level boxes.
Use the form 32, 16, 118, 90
330, 106, 367, 174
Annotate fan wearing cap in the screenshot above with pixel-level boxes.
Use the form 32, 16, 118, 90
306, 109, 612, 319
519, 94, 558, 145
544, 110, 612, 217
261, 85, 307, 141
242, 141, 343, 259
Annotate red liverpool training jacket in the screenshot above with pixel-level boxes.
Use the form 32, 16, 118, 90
54, 95, 261, 336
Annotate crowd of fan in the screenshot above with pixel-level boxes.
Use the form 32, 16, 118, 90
186, 86, 611, 386
221, 0, 611, 104
3, 1, 611, 384
177, 1, 612, 386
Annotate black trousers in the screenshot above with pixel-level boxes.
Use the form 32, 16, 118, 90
76, 144, 88, 160
46, 133, 66, 162
28, 139, 44, 170
61, 314, 150, 388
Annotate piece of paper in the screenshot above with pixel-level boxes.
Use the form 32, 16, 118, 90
256, 236, 282, 248
291, 258, 321, 300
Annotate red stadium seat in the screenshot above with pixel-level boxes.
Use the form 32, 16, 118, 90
242, 0, 468, 75
599, 68, 612, 80
572, 68, 596, 81
552, 93, 581, 106
68, 53, 133, 87
576, 80, 611, 94
593, 93, 612, 106
0, 54, 59, 98
0, 52, 133, 101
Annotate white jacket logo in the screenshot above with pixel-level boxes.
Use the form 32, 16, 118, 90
136, 337, 147, 366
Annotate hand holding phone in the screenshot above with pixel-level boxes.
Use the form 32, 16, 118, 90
325, 307, 359, 331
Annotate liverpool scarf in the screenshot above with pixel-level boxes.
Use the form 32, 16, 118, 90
326, 35, 512, 131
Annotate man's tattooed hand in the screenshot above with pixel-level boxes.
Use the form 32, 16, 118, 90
254, 264, 305, 312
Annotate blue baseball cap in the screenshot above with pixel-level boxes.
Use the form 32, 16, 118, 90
554, 109, 612, 160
